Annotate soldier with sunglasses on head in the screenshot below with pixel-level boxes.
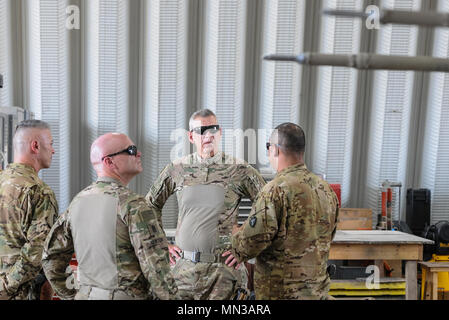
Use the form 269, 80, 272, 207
145, 109, 266, 300
42, 133, 178, 300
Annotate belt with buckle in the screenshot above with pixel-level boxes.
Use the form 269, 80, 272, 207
182, 250, 218, 264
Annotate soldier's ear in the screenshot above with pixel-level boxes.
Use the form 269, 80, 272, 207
274, 145, 280, 158
30, 140, 40, 154
188, 131, 194, 145
103, 157, 115, 168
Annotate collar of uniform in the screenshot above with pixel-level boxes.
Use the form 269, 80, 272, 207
96, 176, 125, 186
277, 163, 307, 177
194, 151, 224, 166
7, 163, 38, 176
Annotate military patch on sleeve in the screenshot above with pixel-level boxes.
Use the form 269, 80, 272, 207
249, 216, 257, 228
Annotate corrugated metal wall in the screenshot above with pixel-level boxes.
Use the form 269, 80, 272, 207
0, 0, 448, 228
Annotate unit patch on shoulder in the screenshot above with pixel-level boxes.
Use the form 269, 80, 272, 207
249, 216, 257, 228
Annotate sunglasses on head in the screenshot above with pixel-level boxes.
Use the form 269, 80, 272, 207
102, 145, 138, 161
191, 125, 220, 136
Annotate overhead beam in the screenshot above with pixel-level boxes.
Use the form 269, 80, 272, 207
264, 53, 449, 73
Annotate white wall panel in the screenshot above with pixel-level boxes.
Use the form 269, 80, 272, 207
26, 0, 71, 211
422, 0, 449, 224
0, 0, 14, 107
313, 0, 362, 206
365, 0, 421, 221
203, 0, 246, 157
84, 0, 130, 184
142, 0, 188, 228
259, 0, 305, 170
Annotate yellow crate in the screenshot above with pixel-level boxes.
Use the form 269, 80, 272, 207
330, 279, 406, 296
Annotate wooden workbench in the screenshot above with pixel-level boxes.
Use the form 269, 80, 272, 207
330, 230, 434, 300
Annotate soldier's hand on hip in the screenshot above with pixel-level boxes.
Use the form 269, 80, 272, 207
222, 251, 241, 270
168, 244, 183, 265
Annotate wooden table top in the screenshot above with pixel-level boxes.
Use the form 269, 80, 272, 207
164, 229, 434, 245
419, 261, 449, 268
333, 230, 434, 245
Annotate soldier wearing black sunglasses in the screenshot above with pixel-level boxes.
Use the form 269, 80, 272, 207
190, 125, 220, 136
146, 109, 266, 300
43, 133, 179, 301
101, 145, 138, 161
230, 123, 339, 300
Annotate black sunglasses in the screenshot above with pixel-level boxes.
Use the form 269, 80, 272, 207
102, 145, 138, 161
266, 142, 282, 151
191, 125, 220, 136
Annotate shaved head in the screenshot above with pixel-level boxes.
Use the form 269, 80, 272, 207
267, 123, 305, 172
271, 123, 306, 157
90, 133, 142, 185
13, 120, 51, 155
90, 133, 129, 167
12, 120, 54, 172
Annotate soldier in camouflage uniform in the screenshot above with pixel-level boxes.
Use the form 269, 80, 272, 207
146, 109, 266, 300
230, 123, 339, 300
0, 120, 59, 300
42, 133, 178, 300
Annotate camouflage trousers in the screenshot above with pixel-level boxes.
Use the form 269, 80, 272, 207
254, 275, 332, 300
172, 258, 248, 300
0, 284, 34, 300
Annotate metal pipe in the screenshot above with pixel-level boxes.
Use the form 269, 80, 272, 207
382, 10, 449, 27
264, 53, 449, 73
323, 9, 449, 28
322, 9, 369, 20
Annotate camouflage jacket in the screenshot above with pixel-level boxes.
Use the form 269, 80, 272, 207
231, 164, 339, 300
0, 163, 58, 299
146, 152, 266, 256
42, 177, 178, 300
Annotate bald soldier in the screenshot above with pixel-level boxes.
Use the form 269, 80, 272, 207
0, 120, 59, 300
42, 133, 178, 300
230, 123, 339, 300
146, 109, 266, 300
